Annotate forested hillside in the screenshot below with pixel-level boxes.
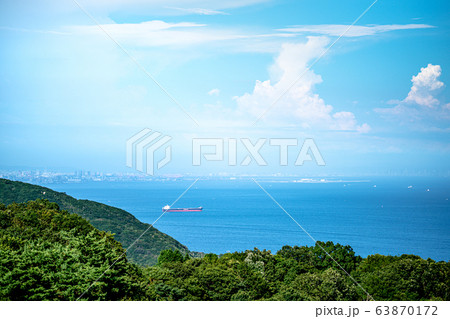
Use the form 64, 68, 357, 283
0, 178, 188, 266
0, 200, 149, 300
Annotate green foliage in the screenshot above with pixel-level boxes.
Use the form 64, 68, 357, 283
0, 178, 190, 266
271, 268, 361, 301
158, 249, 185, 265
0, 200, 149, 300
146, 245, 448, 301
354, 254, 450, 300
277, 241, 362, 274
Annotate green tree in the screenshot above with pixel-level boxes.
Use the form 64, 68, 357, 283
157, 249, 185, 265
0, 200, 149, 300
355, 254, 450, 300
272, 268, 361, 301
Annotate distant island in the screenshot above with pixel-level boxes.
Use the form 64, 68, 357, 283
0, 179, 448, 301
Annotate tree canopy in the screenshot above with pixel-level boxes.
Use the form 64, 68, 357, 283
0, 200, 149, 300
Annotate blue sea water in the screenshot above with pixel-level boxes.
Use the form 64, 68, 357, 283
43, 177, 450, 261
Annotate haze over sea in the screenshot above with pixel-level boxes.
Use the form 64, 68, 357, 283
44, 177, 449, 261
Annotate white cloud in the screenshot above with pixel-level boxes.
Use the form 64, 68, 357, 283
0, 26, 69, 35
404, 64, 444, 107
68, 21, 436, 52
69, 0, 271, 16
375, 64, 449, 128
356, 123, 371, 134
166, 7, 229, 15
234, 37, 369, 132
70, 20, 273, 49
208, 88, 220, 96
278, 24, 434, 37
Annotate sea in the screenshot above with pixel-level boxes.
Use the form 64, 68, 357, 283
43, 177, 450, 261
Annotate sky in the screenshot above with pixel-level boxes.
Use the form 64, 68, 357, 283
0, 0, 449, 176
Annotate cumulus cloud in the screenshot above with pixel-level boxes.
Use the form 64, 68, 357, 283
404, 64, 444, 107
235, 37, 369, 132
376, 64, 445, 114
375, 64, 449, 128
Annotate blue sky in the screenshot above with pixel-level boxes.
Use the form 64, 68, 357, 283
0, 0, 449, 176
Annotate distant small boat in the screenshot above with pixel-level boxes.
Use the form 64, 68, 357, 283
162, 205, 203, 212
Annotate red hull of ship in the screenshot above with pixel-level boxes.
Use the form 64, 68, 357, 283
163, 208, 203, 212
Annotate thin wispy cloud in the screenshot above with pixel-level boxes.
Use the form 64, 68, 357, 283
69, 20, 247, 48
208, 88, 220, 96
64, 0, 271, 17
166, 7, 229, 15
0, 26, 69, 35
278, 24, 435, 37
68, 21, 436, 51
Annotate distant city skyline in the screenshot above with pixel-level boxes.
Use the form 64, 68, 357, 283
1, 0, 449, 176
2, 167, 448, 184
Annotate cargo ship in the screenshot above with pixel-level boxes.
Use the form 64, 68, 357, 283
162, 205, 203, 212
